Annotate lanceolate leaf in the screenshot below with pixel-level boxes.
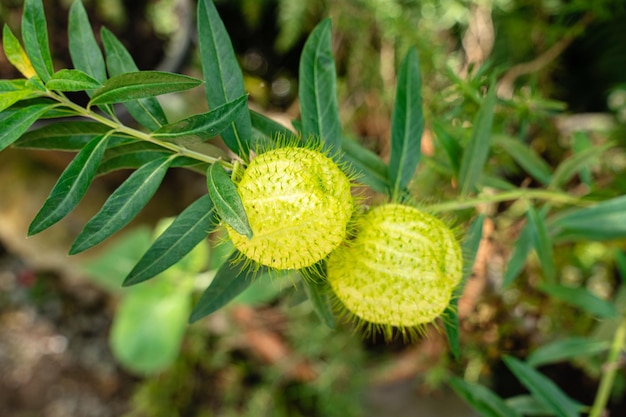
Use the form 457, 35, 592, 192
549, 142, 613, 190
527, 205, 555, 283
445, 214, 485, 358
340, 137, 390, 194
303, 275, 336, 329
550, 195, 626, 242
124, 194, 217, 286
502, 356, 582, 417
46, 69, 102, 92
69, 157, 175, 254
538, 283, 618, 318
68, 0, 107, 85
432, 121, 462, 174
458, 81, 497, 195
494, 135, 552, 185
502, 221, 533, 287
2, 25, 37, 78
101, 27, 168, 130
449, 377, 523, 417
527, 337, 609, 368
189, 251, 261, 322
22, 0, 54, 82
0, 103, 53, 152
298, 18, 341, 152
14, 121, 124, 150
389, 47, 424, 200
153, 95, 248, 143
207, 163, 253, 239
197, 0, 253, 159
28, 133, 112, 235
89, 71, 203, 106
97, 142, 199, 175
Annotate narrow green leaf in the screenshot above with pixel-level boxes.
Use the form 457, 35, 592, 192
615, 250, 626, 285
502, 356, 582, 417
432, 121, 462, 174
527, 337, 610, 367
550, 196, 626, 242
494, 135, 552, 185
503, 221, 533, 287
14, 121, 121, 150
89, 71, 202, 106
0, 90, 41, 113
298, 18, 341, 152
153, 95, 248, 143
549, 142, 613, 190
446, 214, 485, 358
449, 377, 523, 417
22, 0, 54, 81
46, 69, 102, 92
29, 133, 111, 235
2, 25, 37, 78
250, 109, 294, 138
101, 27, 168, 130
0, 103, 53, 152
68, 0, 107, 85
69, 157, 174, 254
458, 82, 497, 195
340, 137, 390, 194
207, 163, 253, 239
197, 0, 253, 159
571, 132, 593, 187
189, 251, 262, 322
506, 395, 557, 416
538, 283, 618, 318
303, 276, 336, 329
389, 47, 424, 200
526, 205, 555, 283
123, 195, 217, 286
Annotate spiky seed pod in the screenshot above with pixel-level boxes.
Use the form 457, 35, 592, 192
327, 203, 462, 333
227, 146, 354, 270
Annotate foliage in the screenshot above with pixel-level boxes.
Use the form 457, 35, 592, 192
2, 0, 626, 416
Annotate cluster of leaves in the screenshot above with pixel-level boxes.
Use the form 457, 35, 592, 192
3, 1, 626, 416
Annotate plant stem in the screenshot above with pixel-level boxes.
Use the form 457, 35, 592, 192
49, 93, 234, 169
589, 318, 626, 417
425, 189, 590, 213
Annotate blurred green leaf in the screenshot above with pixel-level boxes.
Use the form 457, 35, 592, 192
207, 163, 253, 239
70, 156, 174, 254
124, 194, 216, 286
29, 133, 111, 235
446, 214, 485, 358
153, 95, 248, 143
502, 356, 582, 417
68, 0, 106, 85
494, 135, 552, 185
449, 377, 522, 417
527, 205, 555, 283
14, 121, 124, 150
111, 283, 190, 375
340, 137, 390, 194
503, 221, 533, 287
550, 196, 626, 241
571, 132, 593, 187
298, 18, 341, 152
538, 283, 618, 318
89, 71, 202, 106
0, 103, 54, 152
22, 0, 53, 82
506, 395, 557, 416
458, 81, 497, 195
45, 69, 102, 92
389, 47, 424, 200
2, 25, 36, 78
101, 27, 168, 129
303, 274, 336, 329
189, 251, 261, 323
527, 337, 610, 367
432, 121, 462, 174
234, 273, 287, 306
549, 142, 613, 190
197, 0, 252, 159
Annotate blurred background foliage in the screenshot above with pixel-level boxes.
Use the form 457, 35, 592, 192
2, 0, 626, 416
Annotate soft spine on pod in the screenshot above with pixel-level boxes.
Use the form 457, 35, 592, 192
327, 203, 463, 330
227, 146, 354, 270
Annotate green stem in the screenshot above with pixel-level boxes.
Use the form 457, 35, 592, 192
48, 93, 234, 170
589, 318, 626, 417
425, 189, 590, 213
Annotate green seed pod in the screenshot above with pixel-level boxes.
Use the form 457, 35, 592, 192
327, 203, 462, 333
227, 146, 354, 270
